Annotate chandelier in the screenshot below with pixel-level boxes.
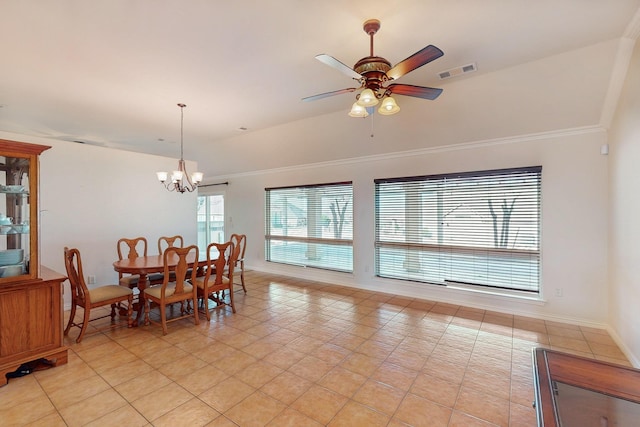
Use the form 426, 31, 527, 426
156, 103, 203, 193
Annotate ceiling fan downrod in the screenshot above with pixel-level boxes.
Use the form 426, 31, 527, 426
363, 19, 380, 56
354, 19, 391, 93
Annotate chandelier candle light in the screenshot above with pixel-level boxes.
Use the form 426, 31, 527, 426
157, 103, 203, 193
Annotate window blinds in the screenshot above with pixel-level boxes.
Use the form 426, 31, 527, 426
375, 167, 541, 293
265, 182, 353, 272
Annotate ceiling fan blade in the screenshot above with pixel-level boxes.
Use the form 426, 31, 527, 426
302, 87, 358, 102
387, 84, 443, 100
315, 54, 362, 80
387, 45, 444, 80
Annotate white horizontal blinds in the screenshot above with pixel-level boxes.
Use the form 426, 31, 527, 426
375, 167, 541, 293
265, 182, 353, 272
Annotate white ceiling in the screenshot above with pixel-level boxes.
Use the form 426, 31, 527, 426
1, 1, 639, 178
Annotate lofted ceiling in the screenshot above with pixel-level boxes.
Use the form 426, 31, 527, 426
1, 1, 639, 179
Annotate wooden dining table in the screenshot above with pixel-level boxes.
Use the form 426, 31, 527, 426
113, 252, 208, 324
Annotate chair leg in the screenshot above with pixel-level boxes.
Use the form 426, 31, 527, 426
144, 298, 151, 326
76, 306, 91, 343
229, 285, 236, 313
240, 264, 247, 293
126, 295, 133, 328
160, 302, 168, 335
110, 303, 117, 320
64, 301, 77, 336
192, 294, 200, 326
201, 293, 211, 321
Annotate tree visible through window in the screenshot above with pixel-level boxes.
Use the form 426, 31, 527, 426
265, 182, 353, 272
375, 167, 541, 293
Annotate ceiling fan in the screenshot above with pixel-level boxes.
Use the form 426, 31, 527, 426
302, 18, 444, 116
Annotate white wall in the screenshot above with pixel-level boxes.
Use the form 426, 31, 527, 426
223, 127, 610, 327
609, 39, 640, 367
0, 131, 199, 308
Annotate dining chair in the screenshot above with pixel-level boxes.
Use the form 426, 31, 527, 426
143, 245, 200, 335
63, 247, 133, 343
157, 235, 185, 281
117, 236, 163, 287
230, 233, 247, 293
193, 241, 236, 320
116, 236, 145, 288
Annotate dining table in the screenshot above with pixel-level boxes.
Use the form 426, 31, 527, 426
113, 252, 209, 324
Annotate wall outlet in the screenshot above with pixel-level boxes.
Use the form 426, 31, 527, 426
555, 288, 563, 297
87, 275, 96, 285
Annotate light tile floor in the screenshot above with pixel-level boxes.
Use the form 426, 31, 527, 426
1, 271, 630, 426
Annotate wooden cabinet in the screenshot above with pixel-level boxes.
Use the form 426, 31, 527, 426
0, 140, 67, 386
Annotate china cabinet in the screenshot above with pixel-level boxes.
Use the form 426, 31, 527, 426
0, 139, 67, 386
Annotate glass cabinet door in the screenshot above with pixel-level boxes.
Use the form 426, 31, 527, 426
0, 154, 32, 280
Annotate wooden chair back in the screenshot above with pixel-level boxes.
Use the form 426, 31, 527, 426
161, 244, 197, 297
143, 245, 200, 334
204, 241, 234, 290
230, 233, 247, 293
230, 234, 246, 262
64, 247, 90, 305
196, 241, 235, 319
63, 246, 133, 342
117, 237, 148, 261
116, 236, 149, 286
158, 235, 184, 255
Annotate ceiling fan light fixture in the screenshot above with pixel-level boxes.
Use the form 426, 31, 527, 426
378, 96, 400, 115
356, 88, 379, 107
348, 102, 369, 118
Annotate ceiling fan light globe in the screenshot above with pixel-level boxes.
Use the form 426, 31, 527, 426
348, 102, 369, 118
378, 96, 400, 115
356, 88, 379, 107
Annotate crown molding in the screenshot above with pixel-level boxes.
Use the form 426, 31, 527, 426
208, 125, 606, 182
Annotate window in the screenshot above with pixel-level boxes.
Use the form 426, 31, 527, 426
197, 194, 225, 252
265, 182, 353, 272
375, 166, 541, 293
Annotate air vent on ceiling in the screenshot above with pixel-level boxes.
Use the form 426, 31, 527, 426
438, 63, 477, 80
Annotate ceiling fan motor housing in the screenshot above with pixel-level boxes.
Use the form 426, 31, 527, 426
354, 56, 391, 93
